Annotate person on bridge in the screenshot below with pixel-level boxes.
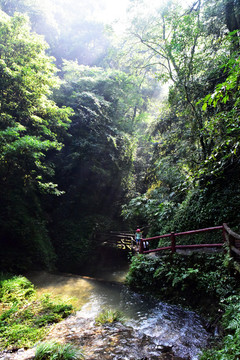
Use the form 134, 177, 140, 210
135, 228, 142, 246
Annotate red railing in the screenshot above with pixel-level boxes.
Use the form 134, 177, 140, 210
223, 223, 240, 258
139, 225, 226, 254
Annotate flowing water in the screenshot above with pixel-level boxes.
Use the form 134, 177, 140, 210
26, 256, 209, 360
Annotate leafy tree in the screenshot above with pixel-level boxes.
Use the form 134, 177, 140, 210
197, 40, 240, 180
127, 0, 232, 162
121, 0, 240, 235
49, 61, 153, 271
0, 11, 71, 271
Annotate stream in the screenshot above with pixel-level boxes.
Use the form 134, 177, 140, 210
23, 253, 210, 360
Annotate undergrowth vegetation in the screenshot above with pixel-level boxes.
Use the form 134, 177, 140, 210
126, 253, 240, 359
0, 275, 74, 350
126, 253, 238, 304
201, 294, 240, 359
95, 309, 125, 326
35, 341, 84, 360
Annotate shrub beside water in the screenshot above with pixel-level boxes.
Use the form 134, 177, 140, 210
126, 253, 238, 304
0, 275, 35, 304
200, 294, 240, 360
35, 341, 84, 360
0, 275, 74, 350
126, 253, 240, 360
95, 309, 125, 325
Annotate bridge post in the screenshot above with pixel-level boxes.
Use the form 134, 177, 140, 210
222, 224, 227, 243
171, 232, 176, 253
139, 239, 144, 254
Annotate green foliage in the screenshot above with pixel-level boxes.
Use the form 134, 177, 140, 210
0, 0, 239, 292
126, 254, 161, 291
197, 44, 240, 179
0, 11, 72, 272
201, 331, 240, 359
166, 182, 240, 233
0, 276, 74, 350
123, 165, 240, 239
222, 295, 240, 332
127, 252, 240, 359
49, 61, 154, 270
0, 275, 35, 303
0, 188, 57, 272
0, 10, 72, 192
200, 295, 240, 360
126, 253, 238, 304
35, 341, 84, 360
95, 309, 125, 326
121, 0, 240, 242
33, 294, 73, 327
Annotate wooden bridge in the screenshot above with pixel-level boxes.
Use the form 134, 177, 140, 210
96, 231, 135, 250
139, 223, 240, 261
96, 224, 240, 264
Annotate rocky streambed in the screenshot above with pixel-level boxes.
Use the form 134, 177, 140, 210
0, 311, 196, 360
0, 268, 210, 360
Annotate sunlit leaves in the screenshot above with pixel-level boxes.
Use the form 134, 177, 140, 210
201, 57, 240, 110
196, 37, 240, 179
0, 12, 71, 189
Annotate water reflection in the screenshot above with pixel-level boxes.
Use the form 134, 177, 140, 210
26, 272, 96, 307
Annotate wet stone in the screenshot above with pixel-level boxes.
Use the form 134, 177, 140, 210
0, 312, 199, 360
